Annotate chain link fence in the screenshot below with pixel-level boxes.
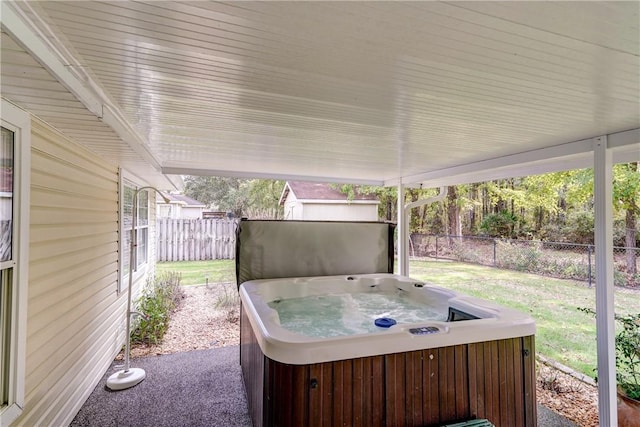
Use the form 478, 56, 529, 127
410, 234, 640, 287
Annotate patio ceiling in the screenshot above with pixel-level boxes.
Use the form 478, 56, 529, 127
1, 1, 639, 189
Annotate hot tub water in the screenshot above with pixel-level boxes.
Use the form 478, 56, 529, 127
268, 290, 449, 338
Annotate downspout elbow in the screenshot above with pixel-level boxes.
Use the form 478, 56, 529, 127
404, 186, 448, 210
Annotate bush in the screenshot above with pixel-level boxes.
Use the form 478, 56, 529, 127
131, 271, 183, 345
479, 211, 520, 238
538, 211, 630, 246
616, 313, 640, 400
214, 283, 240, 323
578, 308, 640, 400
495, 240, 541, 272
559, 262, 592, 281
451, 240, 485, 264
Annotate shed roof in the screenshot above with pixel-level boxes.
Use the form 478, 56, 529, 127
279, 181, 379, 206
157, 193, 206, 207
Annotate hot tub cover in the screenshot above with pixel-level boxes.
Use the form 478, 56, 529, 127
235, 220, 395, 286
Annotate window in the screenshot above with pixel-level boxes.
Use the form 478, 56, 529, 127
1, 100, 29, 426
120, 179, 150, 292
1, 125, 15, 410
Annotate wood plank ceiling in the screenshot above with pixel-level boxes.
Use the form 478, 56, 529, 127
2, 1, 639, 188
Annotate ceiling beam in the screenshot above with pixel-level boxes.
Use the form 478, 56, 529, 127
161, 166, 384, 186
392, 128, 640, 188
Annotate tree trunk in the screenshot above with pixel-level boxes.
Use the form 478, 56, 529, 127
623, 162, 638, 275
419, 205, 427, 232
558, 184, 567, 224
482, 186, 489, 217
625, 208, 637, 275
535, 207, 544, 232
468, 184, 478, 233
447, 186, 461, 246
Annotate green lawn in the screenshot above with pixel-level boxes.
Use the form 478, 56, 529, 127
408, 260, 639, 378
156, 260, 235, 286
155, 258, 639, 379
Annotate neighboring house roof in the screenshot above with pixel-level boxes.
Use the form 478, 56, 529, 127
156, 193, 207, 207
279, 181, 379, 206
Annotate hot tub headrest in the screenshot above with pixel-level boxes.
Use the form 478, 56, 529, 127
236, 220, 395, 286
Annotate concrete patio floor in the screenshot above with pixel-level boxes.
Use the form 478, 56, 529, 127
71, 346, 577, 427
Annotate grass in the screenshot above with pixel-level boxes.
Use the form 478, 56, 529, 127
409, 259, 639, 378
155, 258, 639, 379
156, 260, 235, 286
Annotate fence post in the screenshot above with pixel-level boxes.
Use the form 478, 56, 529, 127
493, 239, 497, 267
435, 236, 439, 261
588, 245, 593, 288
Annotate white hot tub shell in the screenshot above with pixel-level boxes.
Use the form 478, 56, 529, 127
240, 273, 536, 365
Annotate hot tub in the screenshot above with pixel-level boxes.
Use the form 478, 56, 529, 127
240, 273, 537, 427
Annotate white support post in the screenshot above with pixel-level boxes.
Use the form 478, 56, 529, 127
397, 182, 408, 276
593, 136, 617, 426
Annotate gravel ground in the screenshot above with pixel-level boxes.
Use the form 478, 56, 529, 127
125, 283, 240, 359
124, 284, 599, 426
536, 363, 598, 426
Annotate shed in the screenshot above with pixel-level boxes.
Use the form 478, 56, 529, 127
156, 193, 207, 219
279, 181, 379, 221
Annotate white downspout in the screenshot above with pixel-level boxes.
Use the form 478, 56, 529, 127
397, 181, 407, 275
593, 136, 617, 426
398, 186, 448, 276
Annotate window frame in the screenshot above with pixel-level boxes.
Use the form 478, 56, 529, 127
0, 100, 30, 426
118, 172, 151, 294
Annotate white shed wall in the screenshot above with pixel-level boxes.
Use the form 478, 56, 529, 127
157, 204, 203, 219
302, 203, 379, 221
13, 119, 150, 427
283, 192, 379, 221
284, 199, 303, 220
181, 206, 204, 219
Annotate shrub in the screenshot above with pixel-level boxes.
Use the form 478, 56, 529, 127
495, 240, 541, 272
479, 211, 520, 238
214, 283, 240, 323
451, 240, 486, 264
131, 271, 183, 345
578, 308, 640, 400
538, 212, 629, 246
560, 262, 592, 281
616, 313, 640, 400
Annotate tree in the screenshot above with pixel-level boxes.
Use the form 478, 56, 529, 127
613, 162, 639, 275
184, 176, 246, 216
479, 211, 519, 238
446, 186, 461, 236
183, 176, 284, 219
335, 184, 398, 222
244, 179, 285, 219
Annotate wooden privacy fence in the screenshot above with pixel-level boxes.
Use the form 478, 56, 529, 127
156, 218, 238, 261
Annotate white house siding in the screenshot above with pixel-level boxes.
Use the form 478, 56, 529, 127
12, 119, 131, 427
180, 206, 204, 219
301, 203, 379, 221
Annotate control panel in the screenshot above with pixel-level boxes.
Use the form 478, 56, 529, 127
409, 326, 441, 335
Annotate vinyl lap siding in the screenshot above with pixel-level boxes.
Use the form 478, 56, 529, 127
14, 119, 124, 427
303, 203, 379, 221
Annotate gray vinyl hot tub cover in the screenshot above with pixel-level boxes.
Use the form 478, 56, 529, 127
235, 220, 395, 286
